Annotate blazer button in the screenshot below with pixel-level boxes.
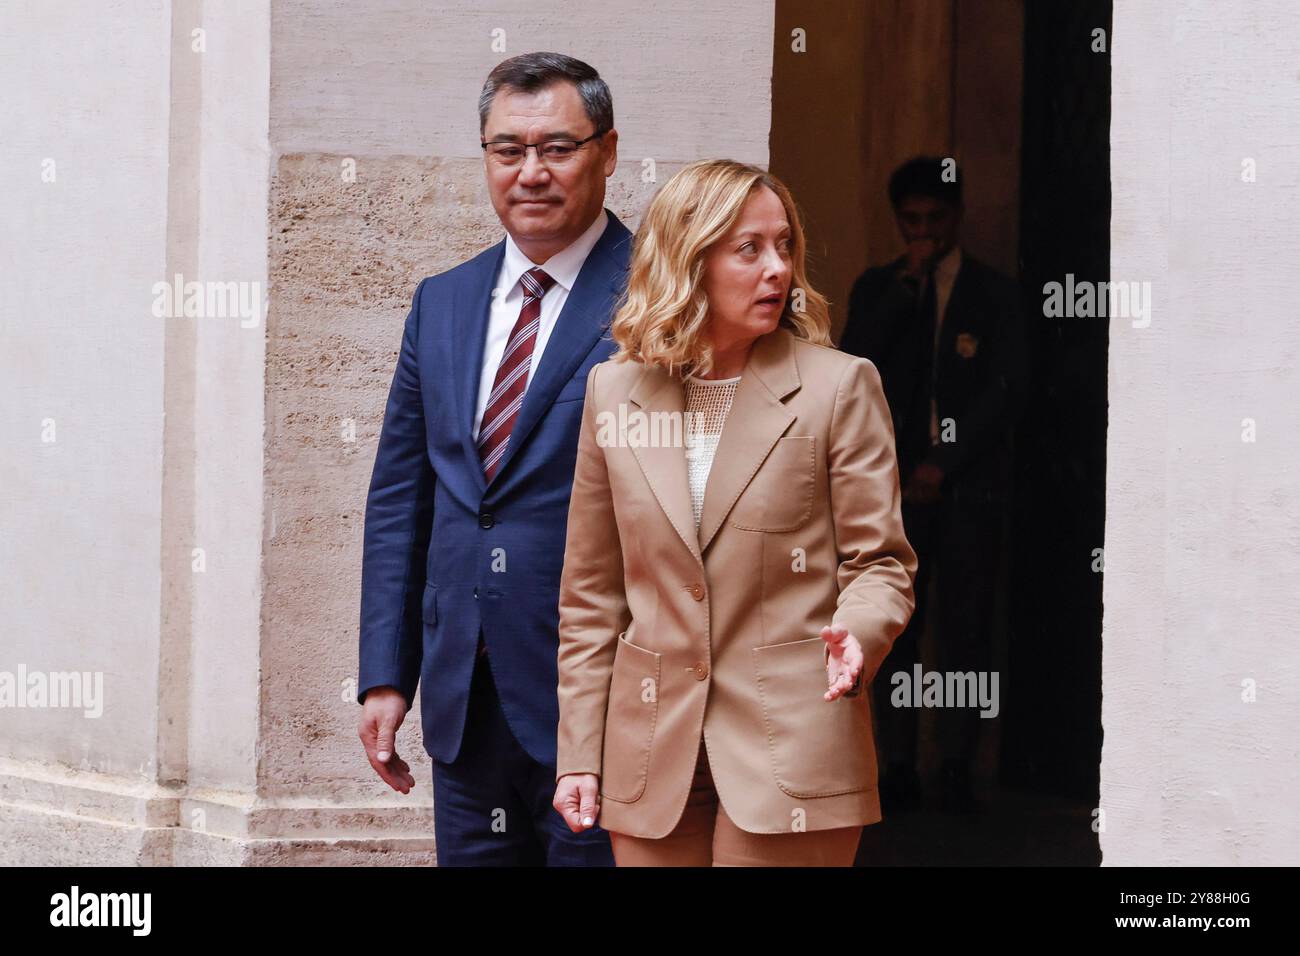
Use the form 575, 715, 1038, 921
692, 661, 709, 680
478, 512, 494, 529
689, 583, 705, 601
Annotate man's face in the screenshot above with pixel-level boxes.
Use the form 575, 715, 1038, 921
894, 195, 961, 259
481, 81, 617, 257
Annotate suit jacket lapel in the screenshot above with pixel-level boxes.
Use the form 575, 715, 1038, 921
625, 328, 802, 562
487, 212, 630, 490
940, 254, 974, 357
697, 329, 799, 552
453, 240, 506, 494
628, 366, 701, 563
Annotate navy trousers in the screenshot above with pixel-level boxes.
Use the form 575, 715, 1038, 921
431, 644, 615, 866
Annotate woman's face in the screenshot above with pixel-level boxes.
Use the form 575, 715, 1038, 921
700, 185, 793, 353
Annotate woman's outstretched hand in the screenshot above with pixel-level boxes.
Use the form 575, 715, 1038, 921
820, 623, 864, 701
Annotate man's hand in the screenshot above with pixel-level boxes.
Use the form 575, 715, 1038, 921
358, 687, 416, 794
553, 774, 601, 833
903, 462, 944, 504
902, 237, 941, 279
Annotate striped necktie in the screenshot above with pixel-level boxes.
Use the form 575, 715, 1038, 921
477, 267, 556, 481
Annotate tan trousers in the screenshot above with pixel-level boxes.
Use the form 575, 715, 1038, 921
608, 738, 862, 866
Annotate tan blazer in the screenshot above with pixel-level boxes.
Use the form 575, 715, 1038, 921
556, 327, 918, 836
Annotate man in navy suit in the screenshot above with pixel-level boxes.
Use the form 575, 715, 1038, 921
356, 52, 630, 866
839, 157, 1027, 816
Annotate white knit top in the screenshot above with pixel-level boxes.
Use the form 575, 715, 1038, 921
683, 374, 741, 530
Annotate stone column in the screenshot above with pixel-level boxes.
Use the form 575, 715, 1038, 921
1, 0, 776, 865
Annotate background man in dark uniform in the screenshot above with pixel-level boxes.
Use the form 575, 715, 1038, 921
839, 156, 1028, 814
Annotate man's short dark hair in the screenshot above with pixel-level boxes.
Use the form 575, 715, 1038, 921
888, 156, 963, 209
478, 52, 613, 137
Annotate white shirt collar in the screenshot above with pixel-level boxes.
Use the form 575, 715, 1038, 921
500, 208, 609, 299
934, 243, 962, 285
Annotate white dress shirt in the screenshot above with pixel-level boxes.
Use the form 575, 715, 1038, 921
472, 207, 610, 441
929, 244, 963, 446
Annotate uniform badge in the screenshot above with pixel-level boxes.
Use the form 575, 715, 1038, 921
955, 332, 979, 358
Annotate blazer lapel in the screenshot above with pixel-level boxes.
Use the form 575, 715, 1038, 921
625, 327, 802, 562
940, 255, 966, 336
696, 329, 799, 552
628, 366, 702, 563
487, 213, 630, 490
453, 240, 506, 494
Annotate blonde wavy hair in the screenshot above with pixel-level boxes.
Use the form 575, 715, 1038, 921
610, 159, 832, 376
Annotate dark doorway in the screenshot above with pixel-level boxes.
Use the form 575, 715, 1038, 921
1004, 0, 1110, 810
769, 0, 1109, 864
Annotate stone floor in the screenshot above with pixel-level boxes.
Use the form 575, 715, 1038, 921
855, 783, 1101, 866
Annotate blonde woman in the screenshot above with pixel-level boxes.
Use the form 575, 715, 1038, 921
550, 160, 918, 866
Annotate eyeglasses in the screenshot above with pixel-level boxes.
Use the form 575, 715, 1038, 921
480, 132, 606, 167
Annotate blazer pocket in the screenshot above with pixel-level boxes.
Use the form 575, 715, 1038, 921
728, 435, 815, 532
600, 630, 661, 803
752, 636, 872, 798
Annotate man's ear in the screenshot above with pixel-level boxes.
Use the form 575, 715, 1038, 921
601, 129, 618, 176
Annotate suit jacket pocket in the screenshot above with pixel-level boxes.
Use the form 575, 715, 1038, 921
728, 435, 815, 532
600, 630, 661, 803
752, 636, 873, 798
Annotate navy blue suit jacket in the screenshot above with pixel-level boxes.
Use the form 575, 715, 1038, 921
840, 252, 1027, 494
358, 209, 632, 766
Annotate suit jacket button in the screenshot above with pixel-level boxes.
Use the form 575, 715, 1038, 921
693, 661, 709, 680
689, 583, 705, 601
478, 513, 494, 529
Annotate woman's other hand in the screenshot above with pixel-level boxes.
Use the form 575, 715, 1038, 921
820, 623, 864, 701
553, 773, 601, 833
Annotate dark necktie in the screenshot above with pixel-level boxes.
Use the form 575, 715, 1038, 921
473, 267, 554, 661
477, 267, 556, 482
907, 270, 939, 465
